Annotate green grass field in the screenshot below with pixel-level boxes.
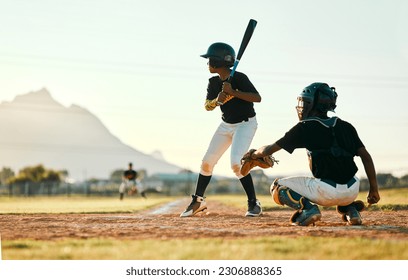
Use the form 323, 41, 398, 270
0, 195, 174, 214
3, 236, 406, 260
1, 189, 407, 260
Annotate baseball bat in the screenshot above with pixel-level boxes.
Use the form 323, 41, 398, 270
218, 19, 257, 105
230, 18, 257, 78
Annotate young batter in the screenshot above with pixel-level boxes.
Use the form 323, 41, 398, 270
180, 42, 262, 217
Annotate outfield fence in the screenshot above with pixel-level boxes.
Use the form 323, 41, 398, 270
0, 182, 121, 197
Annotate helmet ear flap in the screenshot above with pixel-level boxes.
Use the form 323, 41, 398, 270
329, 87, 338, 112
316, 85, 337, 113
224, 55, 234, 63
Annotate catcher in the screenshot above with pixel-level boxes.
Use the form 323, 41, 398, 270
241, 82, 380, 226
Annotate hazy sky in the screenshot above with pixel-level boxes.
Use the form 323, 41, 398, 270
1, 0, 407, 178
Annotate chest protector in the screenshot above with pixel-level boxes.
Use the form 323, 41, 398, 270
305, 117, 358, 184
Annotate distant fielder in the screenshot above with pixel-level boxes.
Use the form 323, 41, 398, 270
119, 162, 145, 200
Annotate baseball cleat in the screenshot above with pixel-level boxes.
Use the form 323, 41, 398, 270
180, 195, 207, 217
345, 206, 362, 225
291, 205, 321, 226
337, 201, 364, 225
245, 199, 263, 217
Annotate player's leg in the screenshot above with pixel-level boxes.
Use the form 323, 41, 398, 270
180, 122, 232, 217
335, 177, 363, 225
231, 117, 261, 216
271, 178, 321, 226
337, 200, 364, 225
119, 181, 126, 200
136, 179, 147, 198
277, 176, 359, 206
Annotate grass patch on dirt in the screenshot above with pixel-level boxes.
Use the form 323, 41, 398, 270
2, 236, 407, 260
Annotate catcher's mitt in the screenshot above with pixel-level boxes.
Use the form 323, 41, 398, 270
240, 149, 278, 176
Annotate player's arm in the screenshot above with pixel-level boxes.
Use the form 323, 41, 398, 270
252, 143, 282, 158
222, 76, 262, 102
222, 81, 261, 103
204, 80, 221, 110
204, 98, 218, 111
357, 147, 380, 205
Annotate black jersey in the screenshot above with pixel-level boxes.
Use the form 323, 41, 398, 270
276, 117, 364, 183
206, 71, 258, 124
124, 169, 137, 181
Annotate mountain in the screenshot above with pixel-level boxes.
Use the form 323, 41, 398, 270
0, 88, 183, 181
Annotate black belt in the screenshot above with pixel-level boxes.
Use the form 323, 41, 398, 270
320, 177, 356, 188
224, 117, 249, 124
224, 115, 256, 124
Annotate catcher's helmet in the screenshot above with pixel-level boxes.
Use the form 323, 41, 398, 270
296, 82, 337, 120
201, 42, 235, 68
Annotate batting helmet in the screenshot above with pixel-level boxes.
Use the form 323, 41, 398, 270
201, 42, 235, 68
296, 82, 338, 120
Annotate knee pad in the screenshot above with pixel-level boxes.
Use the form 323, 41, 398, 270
270, 179, 283, 205
231, 164, 242, 178
200, 161, 214, 176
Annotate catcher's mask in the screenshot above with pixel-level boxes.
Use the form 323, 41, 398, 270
296, 82, 338, 120
201, 42, 235, 68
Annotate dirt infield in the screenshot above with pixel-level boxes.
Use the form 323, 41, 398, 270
0, 198, 407, 241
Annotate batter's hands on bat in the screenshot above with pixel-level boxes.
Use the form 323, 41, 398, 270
217, 91, 233, 105
217, 91, 228, 103
222, 82, 234, 95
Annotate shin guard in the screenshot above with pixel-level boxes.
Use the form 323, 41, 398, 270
272, 184, 309, 210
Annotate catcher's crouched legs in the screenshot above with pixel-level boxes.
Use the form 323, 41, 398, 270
271, 179, 321, 226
